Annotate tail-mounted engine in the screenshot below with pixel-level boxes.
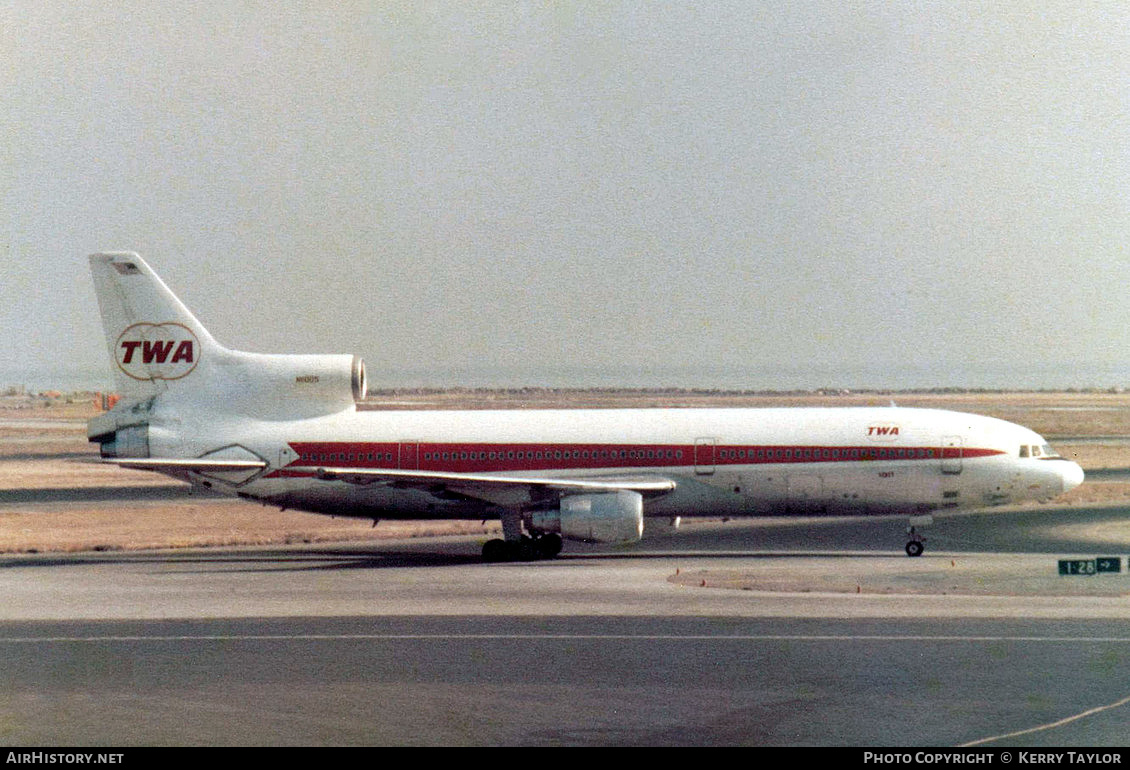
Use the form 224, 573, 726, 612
241, 352, 367, 409
196, 351, 366, 419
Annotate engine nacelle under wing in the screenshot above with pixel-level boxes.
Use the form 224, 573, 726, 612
532, 490, 644, 544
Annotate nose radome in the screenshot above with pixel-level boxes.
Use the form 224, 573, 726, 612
1061, 462, 1085, 494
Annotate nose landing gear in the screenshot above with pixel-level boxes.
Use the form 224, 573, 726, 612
904, 515, 932, 557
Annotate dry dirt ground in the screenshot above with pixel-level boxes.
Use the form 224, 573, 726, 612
2, 390, 1129, 554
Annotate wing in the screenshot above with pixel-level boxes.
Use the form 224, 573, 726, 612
293, 466, 677, 508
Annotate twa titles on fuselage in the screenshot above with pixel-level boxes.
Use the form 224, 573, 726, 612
86, 252, 1084, 561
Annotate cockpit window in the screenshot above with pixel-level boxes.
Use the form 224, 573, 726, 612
1041, 444, 1061, 459
1019, 445, 1029, 458
1032, 445, 1041, 457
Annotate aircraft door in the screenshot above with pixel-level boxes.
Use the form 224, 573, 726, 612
942, 436, 963, 474
694, 438, 716, 475
398, 441, 419, 470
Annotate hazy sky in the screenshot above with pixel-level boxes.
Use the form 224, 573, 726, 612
2, 2, 1127, 390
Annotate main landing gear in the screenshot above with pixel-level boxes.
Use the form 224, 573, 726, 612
482, 533, 563, 562
482, 510, 564, 562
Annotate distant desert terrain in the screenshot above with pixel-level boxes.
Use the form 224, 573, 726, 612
2, 389, 1128, 553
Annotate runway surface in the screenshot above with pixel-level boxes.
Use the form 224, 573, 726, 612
4, 504, 1130, 746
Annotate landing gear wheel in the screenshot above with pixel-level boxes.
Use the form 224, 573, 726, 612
537, 533, 563, 559
482, 532, 565, 562
905, 540, 924, 557
516, 537, 538, 562
482, 539, 508, 562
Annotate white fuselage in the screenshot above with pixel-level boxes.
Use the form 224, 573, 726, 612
84, 252, 1086, 553
162, 404, 1080, 522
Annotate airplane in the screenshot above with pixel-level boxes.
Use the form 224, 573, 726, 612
87, 252, 1085, 561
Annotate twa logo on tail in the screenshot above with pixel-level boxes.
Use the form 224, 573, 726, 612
115, 322, 200, 381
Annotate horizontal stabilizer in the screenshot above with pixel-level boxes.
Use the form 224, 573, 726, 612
105, 458, 269, 473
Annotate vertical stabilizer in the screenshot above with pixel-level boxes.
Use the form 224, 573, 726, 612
89, 252, 222, 403
88, 252, 364, 431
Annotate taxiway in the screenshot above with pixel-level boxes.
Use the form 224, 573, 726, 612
3, 505, 1130, 745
